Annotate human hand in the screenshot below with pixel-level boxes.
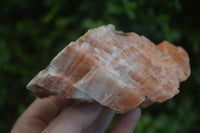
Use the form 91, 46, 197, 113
11, 96, 141, 133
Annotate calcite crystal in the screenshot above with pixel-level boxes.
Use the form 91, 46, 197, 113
27, 24, 190, 114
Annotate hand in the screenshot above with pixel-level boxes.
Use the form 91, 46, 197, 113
11, 96, 141, 133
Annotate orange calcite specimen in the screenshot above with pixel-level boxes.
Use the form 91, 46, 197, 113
27, 24, 190, 113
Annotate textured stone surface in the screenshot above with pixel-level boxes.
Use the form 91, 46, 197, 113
27, 24, 190, 113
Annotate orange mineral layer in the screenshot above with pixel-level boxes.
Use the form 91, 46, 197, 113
27, 24, 190, 114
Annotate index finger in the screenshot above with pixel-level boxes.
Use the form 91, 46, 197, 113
11, 96, 68, 133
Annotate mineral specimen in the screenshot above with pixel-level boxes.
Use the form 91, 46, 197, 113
27, 24, 190, 113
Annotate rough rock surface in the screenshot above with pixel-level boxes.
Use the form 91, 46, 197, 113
27, 24, 190, 114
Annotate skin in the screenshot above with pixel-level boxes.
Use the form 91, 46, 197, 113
11, 96, 141, 133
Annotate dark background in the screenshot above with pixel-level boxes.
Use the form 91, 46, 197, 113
0, 0, 199, 132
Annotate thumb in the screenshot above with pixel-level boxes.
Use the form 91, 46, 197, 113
42, 102, 103, 133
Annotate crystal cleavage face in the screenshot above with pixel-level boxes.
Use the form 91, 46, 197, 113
27, 24, 190, 114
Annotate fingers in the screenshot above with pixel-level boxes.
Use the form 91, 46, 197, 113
42, 102, 103, 133
11, 96, 141, 133
11, 96, 68, 133
83, 107, 115, 133
110, 107, 141, 133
